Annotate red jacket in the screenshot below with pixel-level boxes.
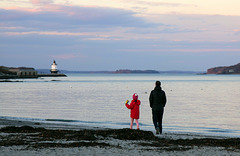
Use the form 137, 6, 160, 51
125, 100, 141, 119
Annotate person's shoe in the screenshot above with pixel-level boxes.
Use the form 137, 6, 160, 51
156, 127, 160, 135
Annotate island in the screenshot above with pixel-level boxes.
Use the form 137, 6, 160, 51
113, 69, 159, 74
207, 63, 240, 74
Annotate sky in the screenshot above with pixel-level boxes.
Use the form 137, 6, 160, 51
1, 0, 240, 71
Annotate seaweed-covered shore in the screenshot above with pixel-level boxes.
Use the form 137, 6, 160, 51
0, 125, 240, 155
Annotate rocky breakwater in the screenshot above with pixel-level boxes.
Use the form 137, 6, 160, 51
207, 63, 240, 74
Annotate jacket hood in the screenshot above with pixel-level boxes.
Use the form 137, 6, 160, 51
154, 86, 162, 90
132, 93, 138, 101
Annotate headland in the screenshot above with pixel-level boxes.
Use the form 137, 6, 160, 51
207, 63, 240, 74
0, 66, 66, 80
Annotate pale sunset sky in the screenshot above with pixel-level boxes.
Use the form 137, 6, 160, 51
1, 0, 240, 71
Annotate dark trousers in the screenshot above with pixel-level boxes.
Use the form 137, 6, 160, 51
152, 109, 164, 133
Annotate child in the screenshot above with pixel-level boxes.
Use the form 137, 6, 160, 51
125, 93, 141, 129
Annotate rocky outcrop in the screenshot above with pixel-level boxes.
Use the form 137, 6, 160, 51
207, 63, 240, 74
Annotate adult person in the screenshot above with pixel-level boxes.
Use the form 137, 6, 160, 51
149, 81, 167, 134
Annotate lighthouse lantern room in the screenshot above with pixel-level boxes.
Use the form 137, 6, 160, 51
50, 60, 59, 74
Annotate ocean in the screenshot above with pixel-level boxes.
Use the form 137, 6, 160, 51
1, 73, 240, 137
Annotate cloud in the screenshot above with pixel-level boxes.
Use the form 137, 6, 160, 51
1, 1, 240, 71
2, 31, 92, 36
233, 29, 240, 35
29, 0, 53, 5
119, 48, 240, 53
132, 0, 197, 7
2, 5, 240, 43
0, 4, 152, 33
50, 53, 85, 60
0, 3, 159, 42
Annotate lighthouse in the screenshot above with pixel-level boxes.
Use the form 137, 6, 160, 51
50, 60, 59, 74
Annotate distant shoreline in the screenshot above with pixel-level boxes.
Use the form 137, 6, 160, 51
38, 69, 204, 74
0, 71, 206, 80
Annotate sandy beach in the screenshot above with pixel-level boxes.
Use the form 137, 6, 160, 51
0, 119, 240, 156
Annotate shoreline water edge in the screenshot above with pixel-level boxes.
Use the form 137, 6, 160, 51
0, 118, 240, 156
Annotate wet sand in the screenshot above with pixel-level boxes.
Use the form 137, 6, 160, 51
0, 119, 240, 156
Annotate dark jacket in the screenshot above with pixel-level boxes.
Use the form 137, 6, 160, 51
149, 86, 167, 111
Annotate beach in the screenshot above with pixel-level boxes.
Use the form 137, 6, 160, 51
0, 119, 240, 156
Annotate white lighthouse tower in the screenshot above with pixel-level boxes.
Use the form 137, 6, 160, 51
50, 60, 59, 74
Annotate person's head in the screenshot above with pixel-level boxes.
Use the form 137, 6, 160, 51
155, 81, 161, 87
132, 93, 138, 101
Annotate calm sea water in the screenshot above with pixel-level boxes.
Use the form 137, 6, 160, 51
1, 74, 240, 137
